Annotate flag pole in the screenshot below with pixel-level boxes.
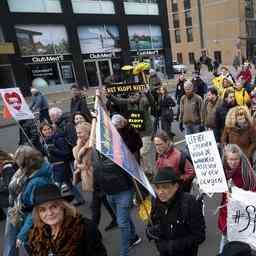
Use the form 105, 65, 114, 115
88, 94, 99, 148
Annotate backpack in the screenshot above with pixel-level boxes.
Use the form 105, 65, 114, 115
178, 149, 194, 192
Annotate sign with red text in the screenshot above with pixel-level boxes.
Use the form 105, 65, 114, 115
0, 88, 34, 120
185, 130, 228, 193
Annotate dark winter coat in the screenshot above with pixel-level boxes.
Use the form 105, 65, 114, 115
215, 102, 235, 142
191, 77, 207, 99
151, 191, 205, 256
159, 94, 176, 122
28, 214, 107, 256
70, 96, 92, 122
175, 80, 186, 104
92, 150, 133, 195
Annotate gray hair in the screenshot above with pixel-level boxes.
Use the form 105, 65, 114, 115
224, 144, 243, 158
49, 107, 63, 118
184, 80, 193, 89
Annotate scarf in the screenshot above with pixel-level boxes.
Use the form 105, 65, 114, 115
28, 214, 85, 256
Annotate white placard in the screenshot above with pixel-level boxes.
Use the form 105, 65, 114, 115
185, 130, 228, 193
0, 88, 34, 121
228, 186, 256, 249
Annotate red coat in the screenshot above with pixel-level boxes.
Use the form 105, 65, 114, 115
218, 164, 256, 233
237, 69, 252, 84
156, 147, 195, 183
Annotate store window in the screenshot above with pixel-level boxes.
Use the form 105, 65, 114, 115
188, 52, 195, 64
7, 0, 62, 13
0, 65, 15, 88
124, 0, 159, 15
185, 10, 192, 27
171, 0, 178, 12
15, 25, 70, 56
177, 52, 183, 64
173, 14, 180, 28
184, 0, 191, 10
71, 0, 115, 14
175, 30, 181, 43
186, 28, 193, 42
128, 25, 163, 50
77, 25, 120, 54
0, 27, 4, 42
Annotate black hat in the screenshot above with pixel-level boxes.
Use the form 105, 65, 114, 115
152, 167, 181, 184
220, 241, 251, 256
33, 184, 74, 207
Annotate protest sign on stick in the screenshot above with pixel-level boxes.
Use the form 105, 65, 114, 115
0, 88, 34, 121
185, 130, 228, 194
228, 186, 256, 249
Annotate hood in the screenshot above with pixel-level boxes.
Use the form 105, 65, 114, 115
29, 161, 52, 180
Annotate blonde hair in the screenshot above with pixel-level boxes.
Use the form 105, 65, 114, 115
32, 199, 78, 227
225, 106, 252, 128
14, 145, 44, 176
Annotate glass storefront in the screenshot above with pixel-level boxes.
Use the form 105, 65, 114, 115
128, 25, 163, 50
124, 0, 159, 15
71, 0, 115, 14
7, 0, 62, 13
0, 65, 15, 88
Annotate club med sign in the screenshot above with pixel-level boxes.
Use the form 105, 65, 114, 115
32, 55, 64, 63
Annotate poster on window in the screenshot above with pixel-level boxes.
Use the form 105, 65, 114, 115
0, 88, 34, 120
128, 25, 163, 50
78, 25, 121, 54
15, 25, 70, 56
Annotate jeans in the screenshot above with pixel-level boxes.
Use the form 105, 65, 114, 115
184, 123, 201, 135
107, 190, 136, 256
219, 234, 228, 254
3, 210, 18, 256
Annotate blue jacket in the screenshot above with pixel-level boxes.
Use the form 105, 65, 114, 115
30, 92, 49, 112
17, 161, 53, 243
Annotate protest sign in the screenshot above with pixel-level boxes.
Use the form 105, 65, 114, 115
228, 186, 256, 249
105, 83, 147, 95
95, 101, 155, 197
0, 88, 34, 121
185, 130, 228, 193
127, 111, 145, 131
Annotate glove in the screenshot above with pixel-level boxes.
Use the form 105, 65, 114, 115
179, 122, 184, 132
156, 240, 174, 254
199, 125, 205, 132
145, 224, 161, 241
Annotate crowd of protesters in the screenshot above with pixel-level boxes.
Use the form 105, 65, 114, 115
1, 61, 256, 256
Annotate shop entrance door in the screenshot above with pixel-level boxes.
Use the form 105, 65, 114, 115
84, 59, 113, 87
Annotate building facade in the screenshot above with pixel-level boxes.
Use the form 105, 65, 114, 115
0, 0, 173, 94
167, 0, 256, 66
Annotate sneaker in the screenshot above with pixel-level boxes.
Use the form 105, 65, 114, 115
104, 220, 118, 232
128, 235, 142, 250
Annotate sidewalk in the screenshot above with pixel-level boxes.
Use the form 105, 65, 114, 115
0, 78, 181, 129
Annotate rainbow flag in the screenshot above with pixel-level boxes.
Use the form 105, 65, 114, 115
95, 101, 155, 197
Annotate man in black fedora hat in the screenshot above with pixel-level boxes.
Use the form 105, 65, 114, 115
146, 167, 205, 256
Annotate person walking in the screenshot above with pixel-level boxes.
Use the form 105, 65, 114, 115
179, 80, 203, 135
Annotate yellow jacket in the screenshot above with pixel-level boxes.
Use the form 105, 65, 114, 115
234, 88, 250, 106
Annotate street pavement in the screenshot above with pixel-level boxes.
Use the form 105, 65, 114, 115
0, 122, 222, 256
0, 66, 238, 255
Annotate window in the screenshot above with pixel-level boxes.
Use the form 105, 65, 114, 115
71, 0, 115, 14
186, 28, 193, 42
77, 25, 121, 54
175, 30, 181, 43
0, 65, 15, 88
185, 10, 192, 27
184, 0, 191, 10
15, 25, 70, 56
173, 14, 180, 28
188, 52, 195, 64
247, 20, 256, 37
171, 0, 178, 12
0, 27, 4, 42
7, 0, 62, 13
124, 0, 159, 15
214, 51, 222, 64
128, 25, 163, 50
177, 52, 183, 64
245, 0, 254, 18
